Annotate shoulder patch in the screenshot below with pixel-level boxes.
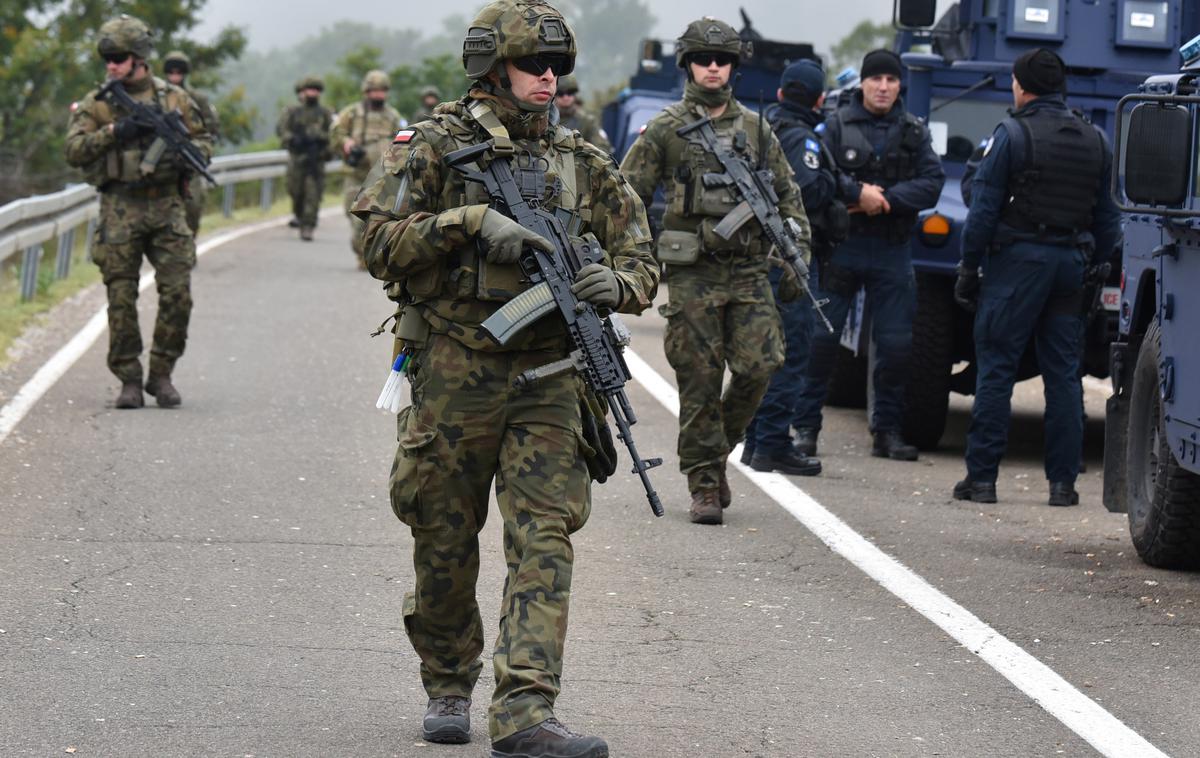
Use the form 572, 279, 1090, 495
982, 137, 995, 156
70, 101, 79, 113
393, 129, 416, 144
804, 138, 820, 152
638, 124, 647, 135
814, 122, 826, 134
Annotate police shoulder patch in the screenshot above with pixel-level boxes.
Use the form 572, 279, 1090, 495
393, 129, 416, 144
814, 122, 826, 134
982, 136, 995, 156
803, 151, 820, 170
804, 138, 820, 152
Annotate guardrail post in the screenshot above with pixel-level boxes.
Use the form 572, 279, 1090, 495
55, 228, 74, 279
260, 178, 274, 211
20, 245, 42, 302
222, 183, 235, 218
83, 218, 97, 262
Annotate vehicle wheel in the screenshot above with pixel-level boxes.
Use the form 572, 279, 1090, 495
1126, 321, 1200, 569
825, 347, 867, 409
902, 273, 954, 450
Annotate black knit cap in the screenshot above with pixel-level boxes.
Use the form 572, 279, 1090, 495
1012, 48, 1065, 95
860, 49, 903, 80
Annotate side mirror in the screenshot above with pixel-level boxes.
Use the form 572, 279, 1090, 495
640, 40, 663, 74
894, 0, 937, 29
1114, 95, 1198, 215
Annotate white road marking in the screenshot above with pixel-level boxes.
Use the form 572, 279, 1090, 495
623, 349, 1168, 758
0, 215, 299, 445
1083, 376, 1112, 397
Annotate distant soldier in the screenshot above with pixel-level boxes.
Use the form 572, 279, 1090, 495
553, 74, 611, 152
64, 15, 211, 409
330, 69, 403, 267
163, 50, 220, 235
409, 85, 441, 124
621, 16, 815, 525
277, 76, 333, 241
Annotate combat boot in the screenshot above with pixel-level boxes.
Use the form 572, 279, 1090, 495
689, 489, 723, 525
952, 478, 997, 503
115, 381, 144, 409
490, 718, 608, 758
1048, 482, 1080, 507
287, 217, 301, 228
871, 430, 919, 461
739, 443, 755, 466
718, 466, 732, 509
422, 695, 470, 744
750, 447, 822, 476
145, 375, 181, 408
300, 226, 314, 241
793, 427, 819, 457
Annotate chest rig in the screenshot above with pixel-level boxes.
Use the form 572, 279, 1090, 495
93, 78, 182, 189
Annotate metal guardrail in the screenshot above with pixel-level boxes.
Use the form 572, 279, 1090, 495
0, 149, 340, 301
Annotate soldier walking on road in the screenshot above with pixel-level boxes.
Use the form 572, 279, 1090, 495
620, 16, 814, 525
330, 70, 403, 268
789, 49, 944, 462
554, 74, 611, 152
409, 85, 442, 124
162, 50, 220, 236
952, 48, 1121, 507
744, 59, 848, 475
352, 2, 658, 755
277, 76, 332, 241
64, 15, 211, 409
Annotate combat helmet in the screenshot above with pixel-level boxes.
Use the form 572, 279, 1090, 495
97, 14, 155, 60
420, 85, 442, 100
163, 50, 191, 75
294, 75, 325, 93
675, 16, 749, 69
362, 69, 391, 92
557, 74, 579, 94
462, 0, 576, 81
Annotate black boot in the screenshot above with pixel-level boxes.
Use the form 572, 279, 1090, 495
145, 375, 181, 408
1048, 482, 1080, 507
115, 381, 144, 409
423, 695, 470, 744
792, 427, 819, 457
287, 217, 301, 228
750, 447, 822, 476
872, 430, 918, 461
952, 478, 997, 503
491, 718, 608, 758
739, 444, 755, 466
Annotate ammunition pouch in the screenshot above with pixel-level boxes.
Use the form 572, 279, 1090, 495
655, 229, 701, 266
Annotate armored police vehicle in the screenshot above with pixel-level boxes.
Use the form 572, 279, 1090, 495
890, 0, 1199, 449
1102, 35, 1200, 569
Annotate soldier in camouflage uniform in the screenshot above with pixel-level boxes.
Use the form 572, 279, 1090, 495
554, 74, 611, 152
277, 76, 332, 240
330, 70, 404, 268
620, 16, 813, 525
65, 15, 211, 409
352, 2, 657, 755
409, 85, 442, 124
162, 50, 220, 235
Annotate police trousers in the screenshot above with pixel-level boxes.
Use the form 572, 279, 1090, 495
746, 265, 815, 454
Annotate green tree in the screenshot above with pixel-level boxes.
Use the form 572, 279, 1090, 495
829, 20, 895, 77
556, 0, 655, 104
389, 54, 465, 121
324, 45, 386, 113
0, 1, 246, 204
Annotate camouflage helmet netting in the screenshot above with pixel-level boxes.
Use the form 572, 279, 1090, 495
675, 16, 748, 69
462, 0, 576, 80
362, 69, 391, 91
97, 14, 155, 60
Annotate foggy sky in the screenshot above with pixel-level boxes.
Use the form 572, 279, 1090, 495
193, 0, 933, 56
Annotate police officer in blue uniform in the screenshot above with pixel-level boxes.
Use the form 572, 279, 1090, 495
791, 49, 945, 461
742, 59, 846, 475
952, 48, 1121, 506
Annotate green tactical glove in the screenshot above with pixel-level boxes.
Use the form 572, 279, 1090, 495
571, 263, 623, 308
478, 208, 553, 264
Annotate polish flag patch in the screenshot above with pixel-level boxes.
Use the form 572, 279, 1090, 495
393, 129, 416, 144
70, 101, 79, 113
638, 124, 647, 135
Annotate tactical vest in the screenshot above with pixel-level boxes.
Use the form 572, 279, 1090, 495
999, 107, 1104, 235
830, 109, 927, 241
86, 78, 190, 190
771, 112, 849, 250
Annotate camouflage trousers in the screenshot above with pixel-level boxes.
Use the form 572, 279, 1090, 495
286, 157, 324, 227
390, 333, 591, 740
183, 179, 206, 235
341, 170, 368, 259
660, 259, 784, 492
92, 193, 196, 384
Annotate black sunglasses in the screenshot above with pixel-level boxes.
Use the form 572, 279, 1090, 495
511, 54, 574, 77
163, 64, 187, 75
687, 52, 738, 68
556, 89, 579, 97
103, 52, 132, 65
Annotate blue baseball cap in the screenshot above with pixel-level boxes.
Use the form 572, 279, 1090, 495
780, 59, 826, 99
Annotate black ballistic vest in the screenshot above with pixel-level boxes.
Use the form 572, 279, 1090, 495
1000, 106, 1104, 234
832, 110, 927, 241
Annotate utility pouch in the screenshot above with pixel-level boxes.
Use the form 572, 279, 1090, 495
392, 305, 431, 359
655, 229, 700, 266
140, 138, 167, 176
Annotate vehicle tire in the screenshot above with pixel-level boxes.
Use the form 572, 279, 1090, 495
902, 272, 955, 450
1126, 320, 1200, 569
825, 347, 867, 409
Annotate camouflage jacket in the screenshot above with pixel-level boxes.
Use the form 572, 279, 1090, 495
559, 106, 611, 153
620, 85, 811, 264
352, 95, 659, 352
330, 100, 404, 180
65, 75, 212, 190
186, 87, 221, 143
276, 102, 333, 158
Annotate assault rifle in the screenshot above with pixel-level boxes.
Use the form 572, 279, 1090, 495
675, 116, 834, 332
444, 141, 665, 518
97, 78, 214, 184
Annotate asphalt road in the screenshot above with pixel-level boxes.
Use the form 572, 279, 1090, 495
2, 214, 1198, 758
